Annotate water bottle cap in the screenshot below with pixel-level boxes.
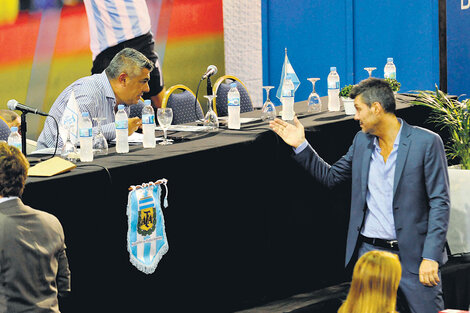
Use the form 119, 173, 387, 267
230, 83, 237, 88
387, 57, 393, 63
144, 99, 151, 106
11, 126, 17, 132
81, 112, 89, 117
118, 104, 125, 110
330, 67, 337, 72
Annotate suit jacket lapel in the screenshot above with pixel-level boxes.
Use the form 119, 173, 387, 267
393, 121, 412, 197
361, 135, 374, 199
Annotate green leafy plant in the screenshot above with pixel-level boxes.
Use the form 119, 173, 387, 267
339, 85, 354, 98
386, 78, 401, 92
412, 86, 470, 169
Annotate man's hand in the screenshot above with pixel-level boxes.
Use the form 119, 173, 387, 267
269, 116, 306, 148
419, 259, 440, 287
128, 117, 142, 135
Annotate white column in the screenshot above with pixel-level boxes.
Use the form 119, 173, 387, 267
222, 0, 263, 108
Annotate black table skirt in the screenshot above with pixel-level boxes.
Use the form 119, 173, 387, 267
23, 95, 462, 312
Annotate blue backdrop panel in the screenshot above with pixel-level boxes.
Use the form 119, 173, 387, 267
262, 0, 351, 106
447, 1, 470, 98
262, 0, 440, 105
353, 0, 439, 93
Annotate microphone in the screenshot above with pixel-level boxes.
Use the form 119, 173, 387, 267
7, 99, 48, 116
202, 65, 218, 80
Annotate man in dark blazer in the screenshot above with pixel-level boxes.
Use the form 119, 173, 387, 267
269, 78, 450, 313
0, 142, 71, 312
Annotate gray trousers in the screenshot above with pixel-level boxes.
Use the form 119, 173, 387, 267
358, 242, 444, 313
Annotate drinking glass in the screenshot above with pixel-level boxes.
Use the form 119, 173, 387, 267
364, 67, 377, 78
61, 126, 78, 162
203, 95, 219, 131
157, 108, 173, 145
307, 78, 322, 113
261, 86, 276, 121
92, 106, 108, 155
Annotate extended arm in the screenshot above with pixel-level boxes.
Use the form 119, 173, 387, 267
270, 117, 354, 188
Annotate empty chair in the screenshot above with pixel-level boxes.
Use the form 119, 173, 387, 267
0, 117, 11, 142
212, 75, 253, 117
162, 85, 204, 125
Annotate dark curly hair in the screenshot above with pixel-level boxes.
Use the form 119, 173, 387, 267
0, 142, 29, 197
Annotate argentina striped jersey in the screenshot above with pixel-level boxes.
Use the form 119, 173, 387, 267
84, 0, 151, 60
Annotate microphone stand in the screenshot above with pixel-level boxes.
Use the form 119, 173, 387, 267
20, 112, 27, 156
206, 77, 213, 96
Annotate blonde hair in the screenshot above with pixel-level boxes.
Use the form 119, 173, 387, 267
338, 250, 402, 313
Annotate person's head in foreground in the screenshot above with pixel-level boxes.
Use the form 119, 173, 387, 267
0, 141, 28, 197
338, 250, 402, 313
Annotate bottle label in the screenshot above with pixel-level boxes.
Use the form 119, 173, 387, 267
79, 128, 92, 138
11, 142, 21, 150
228, 97, 240, 106
142, 114, 155, 124
385, 72, 396, 79
328, 81, 340, 89
281, 88, 294, 97
116, 119, 128, 130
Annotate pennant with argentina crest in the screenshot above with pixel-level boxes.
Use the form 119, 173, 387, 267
276, 48, 301, 100
127, 179, 169, 274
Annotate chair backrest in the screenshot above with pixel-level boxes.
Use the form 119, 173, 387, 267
213, 75, 253, 117
0, 117, 11, 142
129, 102, 144, 119
162, 85, 204, 124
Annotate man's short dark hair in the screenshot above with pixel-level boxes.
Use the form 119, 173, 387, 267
0, 142, 29, 197
349, 78, 396, 114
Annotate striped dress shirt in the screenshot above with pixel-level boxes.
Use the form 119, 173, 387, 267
37, 72, 118, 150
84, 0, 152, 60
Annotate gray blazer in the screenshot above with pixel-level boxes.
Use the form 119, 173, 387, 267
0, 198, 71, 313
293, 120, 450, 274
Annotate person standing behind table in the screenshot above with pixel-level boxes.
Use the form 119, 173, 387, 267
37, 47, 152, 150
83, 0, 166, 108
269, 78, 450, 313
338, 250, 402, 313
0, 142, 71, 313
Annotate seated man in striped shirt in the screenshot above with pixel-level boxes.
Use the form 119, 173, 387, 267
83, 0, 166, 108
37, 48, 153, 150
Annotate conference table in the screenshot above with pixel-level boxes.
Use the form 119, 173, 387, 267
23, 95, 468, 312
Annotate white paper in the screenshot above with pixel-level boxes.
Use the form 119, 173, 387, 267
111, 132, 164, 144
155, 125, 213, 132
218, 117, 260, 124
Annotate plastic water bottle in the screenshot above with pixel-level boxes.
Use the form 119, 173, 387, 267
281, 77, 295, 121
384, 57, 396, 79
327, 67, 340, 112
7, 126, 21, 151
115, 104, 129, 153
227, 83, 241, 129
79, 111, 93, 162
142, 100, 156, 148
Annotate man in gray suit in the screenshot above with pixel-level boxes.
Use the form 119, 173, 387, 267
269, 78, 450, 313
0, 142, 71, 312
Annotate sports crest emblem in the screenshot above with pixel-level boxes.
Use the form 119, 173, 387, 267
127, 179, 169, 274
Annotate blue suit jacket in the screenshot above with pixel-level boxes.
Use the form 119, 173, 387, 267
293, 120, 450, 274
